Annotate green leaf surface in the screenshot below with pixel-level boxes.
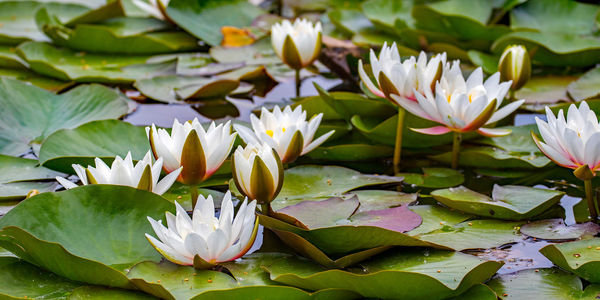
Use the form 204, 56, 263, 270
68, 286, 157, 299
520, 219, 600, 241
567, 66, 600, 101
0, 185, 175, 288
0, 155, 63, 200
540, 238, 600, 283
134, 75, 239, 103
510, 0, 600, 34
361, 0, 413, 34
431, 146, 550, 169
398, 168, 464, 189
0, 78, 129, 156
467, 50, 499, 74
447, 283, 497, 300
0, 67, 73, 92
515, 76, 575, 110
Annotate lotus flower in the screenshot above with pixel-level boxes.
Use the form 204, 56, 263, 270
146, 119, 237, 185
271, 19, 322, 70
391, 67, 524, 137
232, 143, 283, 206
55, 151, 181, 195
132, 0, 169, 20
358, 42, 451, 102
146, 191, 259, 267
498, 45, 531, 91
234, 105, 334, 163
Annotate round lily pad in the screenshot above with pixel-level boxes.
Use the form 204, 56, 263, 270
520, 219, 600, 241
398, 168, 464, 188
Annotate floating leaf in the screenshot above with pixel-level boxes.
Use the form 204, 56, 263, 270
134, 75, 239, 103
567, 66, 600, 101
540, 238, 600, 283
520, 219, 600, 240
0, 155, 63, 200
510, 0, 600, 34
447, 284, 497, 300
431, 146, 550, 169
515, 76, 575, 110
407, 205, 471, 236
0, 67, 73, 91
467, 50, 499, 74
398, 168, 464, 188
68, 286, 156, 299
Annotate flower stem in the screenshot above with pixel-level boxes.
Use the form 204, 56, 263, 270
585, 179, 598, 222
509, 89, 515, 102
190, 185, 199, 210
451, 132, 462, 169
295, 69, 301, 97
261, 203, 271, 215
393, 107, 405, 175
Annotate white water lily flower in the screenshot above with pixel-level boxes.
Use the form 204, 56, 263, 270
533, 101, 600, 173
55, 151, 181, 195
391, 66, 525, 137
358, 42, 452, 102
146, 119, 237, 185
271, 18, 322, 70
132, 0, 169, 20
146, 191, 259, 266
498, 45, 531, 91
234, 105, 334, 163
232, 143, 283, 204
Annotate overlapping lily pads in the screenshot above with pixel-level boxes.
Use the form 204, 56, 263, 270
520, 219, 600, 241
398, 168, 464, 188
0, 155, 62, 200
540, 238, 600, 283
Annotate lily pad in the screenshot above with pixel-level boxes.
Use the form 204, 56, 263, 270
263, 249, 503, 300
447, 283, 497, 300
407, 205, 471, 236
467, 50, 499, 74
68, 286, 157, 299
398, 168, 464, 188
296, 90, 394, 121
431, 146, 550, 169
0, 67, 73, 92
0, 155, 63, 200
567, 66, 600, 101
166, 0, 264, 46
487, 268, 600, 299
510, 0, 600, 34
520, 219, 600, 241
431, 185, 564, 220
0, 185, 175, 288
350, 190, 417, 212
305, 142, 393, 162
127, 253, 358, 300
134, 75, 239, 103
515, 76, 575, 110
0, 78, 129, 156
540, 238, 600, 283
361, 0, 413, 34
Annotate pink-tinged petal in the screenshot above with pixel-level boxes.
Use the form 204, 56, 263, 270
390, 94, 437, 122
476, 127, 512, 137
531, 132, 578, 169
411, 126, 452, 135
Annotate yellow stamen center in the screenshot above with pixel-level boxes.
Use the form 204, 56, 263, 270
266, 130, 274, 137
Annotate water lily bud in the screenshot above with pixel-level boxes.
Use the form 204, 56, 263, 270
233, 105, 334, 163
146, 191, 259, 268
55, 151, 181, 195
132, 0, 170, 20
271, 19, 322, 70
146, 119, 237, 186
232, 144, 283, 204
498, 45, 531, 91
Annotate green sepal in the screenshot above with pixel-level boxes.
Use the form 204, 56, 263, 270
250, 156, 275, 204
282, 130, 304, 163
180, 130, 206, 185
463, 98, 497, 131
85, 168, 98, 184
193, 255, 215, 270
272, 148, 284, 201
574, 164, 595, 181
282, 35, 302, 70
378, 71, 400, 99
429, 59, 444, 93
136, 165, 153, 192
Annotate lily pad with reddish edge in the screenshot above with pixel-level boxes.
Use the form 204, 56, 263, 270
520, 219, 600, 241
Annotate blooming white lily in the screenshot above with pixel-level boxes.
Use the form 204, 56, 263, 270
391, 66, 524, 137
146, 191, 259, 267
271, 19, 322, 70
358, 42, 451, 102
146, 119, 237, 185
132, 0, 169, 20
498, 45, 531, 91
55, 151, 181, 195
232, 143, 283, 207
234, 105, 334, 163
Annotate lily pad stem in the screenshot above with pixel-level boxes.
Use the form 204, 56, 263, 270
190, 185, 199, 210
393, 107, 405, 174
451, 132, 462, 169
295, 68, 301, 97
585, 179, 598, 222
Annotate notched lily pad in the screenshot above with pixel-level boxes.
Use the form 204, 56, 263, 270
398, 168, 464, 189
431, 185, 564, 220
520, 219, 600, 241
540, 238, 600, 283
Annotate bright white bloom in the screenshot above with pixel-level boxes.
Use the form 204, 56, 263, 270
234, 105, 334, 163
132, 0, 169, 20
146, 191, 258, 266
533, 101, 600, 173
358, 42, 452, 101
391, 66, 524, 137
271, 19, 322, 70
55, 151, 180, 195
232, 143, 283, 203
146, 119, 237, 185
498, 45, 531, 91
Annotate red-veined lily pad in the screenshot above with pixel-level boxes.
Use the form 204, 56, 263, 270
520, 219, 600, 241
0, 185, 175, 288
127, 253, 359, 300
540, 238, 600, 283
0, 78, 129, 156
487, 268, 600, 299
263, 249, 503, 300
431, 185, 564, 220
397, 167, 464, 188
0, 155, 63, 201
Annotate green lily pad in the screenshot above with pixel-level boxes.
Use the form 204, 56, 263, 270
68, 286, 157, 299
17, 42, 174, 83
166, 0, 264, 46
134, 75, 239, 103
487, 268, 600, 299
296, 90, 394, 122
510, 0, 600, 34
350, 190, 417, 211
467, 50, 499, 74
0, 67, 73, 92
361, 0, 413, 34
407, 205, 472, 236
515, 76, 576, 110
540, 238, 600, 283
0, 78, 129, 156
328, 9, 372, 36
0, 185, 175, 288
567, 66, 600, 101
477, 125, 540, 153
448, 283, 497, 300
431, 146, 550, 169
431, 185, 564, 220
305, 138, 393, 162
520, 219, 600, 241
398, 168, 464, 188
263, 249, 503, 300
0, 155, 63, 200
127, 253, 358, 300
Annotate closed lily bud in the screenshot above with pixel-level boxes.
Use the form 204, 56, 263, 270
233, 105, 334, 163
232, 144, 283, 204
271, 19, 322, 70
146, 191, 259, 268
146, 119, 237, 186
55, 151, 181, 195
498, 45, 531, 91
